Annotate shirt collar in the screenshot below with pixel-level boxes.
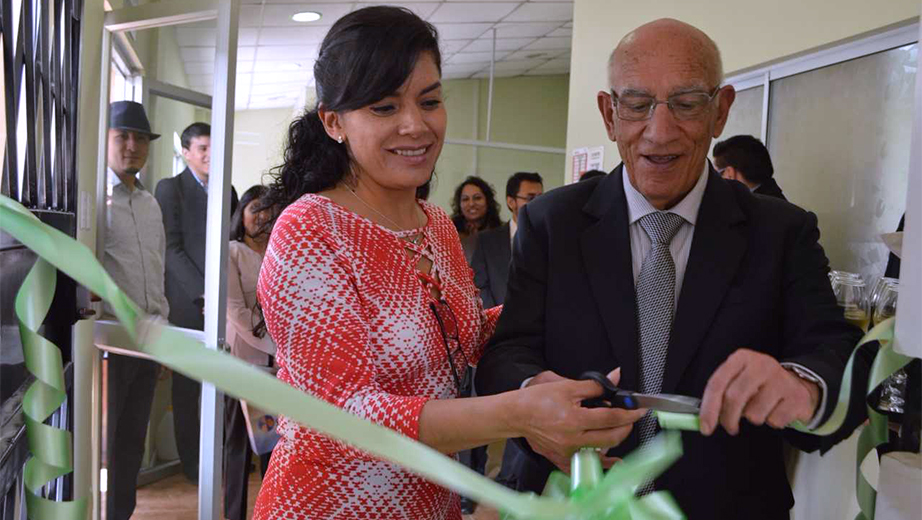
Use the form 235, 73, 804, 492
509, 219, 518, 238
190, 169, 208, 191
107, 167, 146, 193
623, 161, 709, 226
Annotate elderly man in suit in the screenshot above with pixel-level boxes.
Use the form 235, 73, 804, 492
155, 122, 238, 481
713, 134, 786, 200
476, 19, 866, 519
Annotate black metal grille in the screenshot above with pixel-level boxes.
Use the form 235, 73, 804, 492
2, 0, 83, 212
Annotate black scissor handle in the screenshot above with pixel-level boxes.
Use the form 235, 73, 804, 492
579, 371, 639, 410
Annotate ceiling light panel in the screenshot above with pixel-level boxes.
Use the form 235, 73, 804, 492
259, 4, 353, 26
429, 3, 520, 23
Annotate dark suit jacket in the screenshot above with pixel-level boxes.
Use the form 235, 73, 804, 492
471, 223, 512, 308
754, 177, 786, 200
155, 169, 238, 330
475, 165, 868, 519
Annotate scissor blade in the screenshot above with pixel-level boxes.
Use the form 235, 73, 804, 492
632, 393, 701, 414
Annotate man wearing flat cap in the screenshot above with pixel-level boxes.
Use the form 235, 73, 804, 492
103, 100, 169, 520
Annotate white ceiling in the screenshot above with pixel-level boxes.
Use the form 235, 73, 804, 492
177, 1, 573, 110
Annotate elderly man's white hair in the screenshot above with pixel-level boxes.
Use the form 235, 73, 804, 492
607, 19, 725, 87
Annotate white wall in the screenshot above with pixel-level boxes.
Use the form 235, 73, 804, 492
230, 107, 297, 192
565, 0, 920, 180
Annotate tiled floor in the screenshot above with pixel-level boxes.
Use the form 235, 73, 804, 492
132, 471, 500, 520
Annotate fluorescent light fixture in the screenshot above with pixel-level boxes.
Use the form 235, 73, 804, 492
292, 11, 322, 23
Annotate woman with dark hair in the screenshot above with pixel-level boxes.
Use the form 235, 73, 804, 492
224, 185, 275, 520
450, 176, 503, 263
253, 6, 640, 519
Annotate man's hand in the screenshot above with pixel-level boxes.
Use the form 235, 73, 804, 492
520, 368, 643, 473
700, 349, 820, 436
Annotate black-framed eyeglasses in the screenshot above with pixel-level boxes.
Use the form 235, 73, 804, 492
514, 193, 540, 202
429, 298, 472, 396
610, 86, 721, 121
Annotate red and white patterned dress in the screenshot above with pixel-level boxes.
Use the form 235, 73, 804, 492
253, 194, 500, 520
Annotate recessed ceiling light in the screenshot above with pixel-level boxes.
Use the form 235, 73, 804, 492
292, 11, 322, 23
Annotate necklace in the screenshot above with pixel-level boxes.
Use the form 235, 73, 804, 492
348, 187, 423, 245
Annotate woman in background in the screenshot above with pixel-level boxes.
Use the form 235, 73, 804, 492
450, 176, 502, 263
224, 185, 275, 520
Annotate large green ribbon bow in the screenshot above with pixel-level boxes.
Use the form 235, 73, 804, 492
1, 194, 687, 519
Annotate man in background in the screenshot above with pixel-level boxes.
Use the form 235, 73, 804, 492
155, 122, 238, 481
103, 101, 169, 520
472, 171, 544, 308
713, 134, 786, 200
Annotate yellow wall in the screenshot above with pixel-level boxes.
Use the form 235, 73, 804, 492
565, 0, 920, 181
435, 74, 569, 221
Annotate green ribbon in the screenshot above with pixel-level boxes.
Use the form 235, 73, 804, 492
654, 412, 699, 432
17, 257, 87, 519
653, 318, 913, 520
1, 194, 685, 519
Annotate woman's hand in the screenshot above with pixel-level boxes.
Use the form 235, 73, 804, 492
512, 368, 644, 473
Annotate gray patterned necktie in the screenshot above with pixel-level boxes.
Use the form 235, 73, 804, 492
635, 212, 686, 447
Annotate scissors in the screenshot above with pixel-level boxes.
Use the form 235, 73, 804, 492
579, 371, 701, 414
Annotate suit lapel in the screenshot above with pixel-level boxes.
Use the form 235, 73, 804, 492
579, 166, 640, 390
497, 223, 512, 266
662, 171, 748, 394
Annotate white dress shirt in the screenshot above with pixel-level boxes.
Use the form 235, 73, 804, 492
103, 168, 169, 318
623, 163, 827, 427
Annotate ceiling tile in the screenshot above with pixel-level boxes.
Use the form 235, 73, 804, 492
491, 59, 548, 71
448, 51, 510, 64
236, 61, 255, 73
429, 3, 519, 23
255, 45, 319, 62
176, 28, 260, 46
355, 3, 441, 19
504, 49, 561, 61
250, 71, 314, 85
434, 23, 493, 40
252, 26, 329, 45
250, 82, 308, 96
185, 61, 214, 75
462, 37, 536, 53
504, 2, 572, 22
252, 61, 312, 73
491, 22, 559, 38
440, 40, 473, 54
443, 63, 488, 74
522, 37, 572, 51
547, 27, 572, 38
